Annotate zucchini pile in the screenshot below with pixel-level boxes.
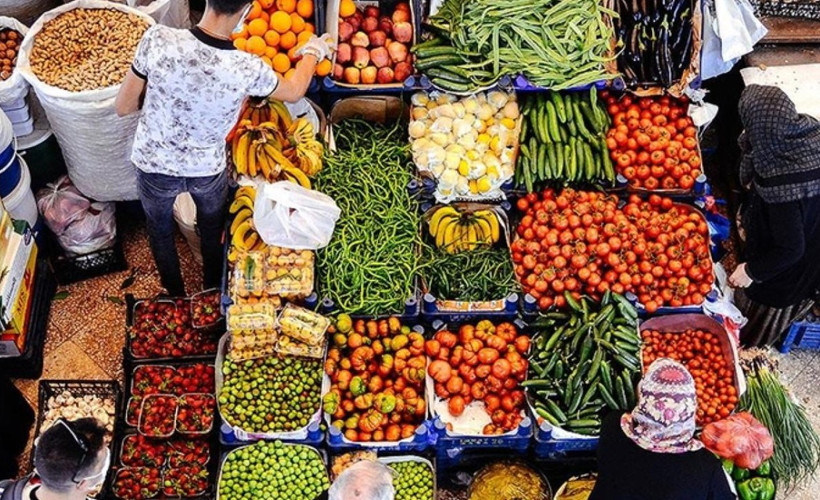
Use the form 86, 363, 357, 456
516, 88, 615, 190
524, 292, 642, 436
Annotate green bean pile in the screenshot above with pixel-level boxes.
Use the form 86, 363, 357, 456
315, 118, 422, 316
421, 243, 518, 302
424, 0, 617, 91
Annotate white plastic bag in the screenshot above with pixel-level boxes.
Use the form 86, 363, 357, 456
0, 17, 30, 107
36, 175, 116, 255
328, 461, 395, 500
36, 175, 91, 234
253, 181, 340, 250
702, 0, 766, 80
16, 0, 155, 201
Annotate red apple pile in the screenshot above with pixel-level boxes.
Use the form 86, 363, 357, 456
334, 2, 414, 85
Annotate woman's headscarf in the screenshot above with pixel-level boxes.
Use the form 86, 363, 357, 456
621, 358, 703, 454
738, 84, 820, 203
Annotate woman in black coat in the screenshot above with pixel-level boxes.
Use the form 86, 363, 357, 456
730, 85, 820, 346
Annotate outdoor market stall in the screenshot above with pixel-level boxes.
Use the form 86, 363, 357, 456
1, 0, 820, 499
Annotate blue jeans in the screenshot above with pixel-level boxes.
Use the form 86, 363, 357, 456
137, 169, 228, 296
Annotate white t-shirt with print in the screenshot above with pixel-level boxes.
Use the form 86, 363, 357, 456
130, 25, 278, 177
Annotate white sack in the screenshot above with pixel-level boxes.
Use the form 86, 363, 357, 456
16, 0, 155, 202
0, 17, 30, 107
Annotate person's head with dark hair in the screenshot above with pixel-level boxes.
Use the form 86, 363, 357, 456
33, 418, 110, 499
207, 0, 252, 16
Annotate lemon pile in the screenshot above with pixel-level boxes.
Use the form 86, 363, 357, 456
409, 91, 520, 201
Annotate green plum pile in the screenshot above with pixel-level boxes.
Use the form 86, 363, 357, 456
389, 460, 434, 500
218, 355, 322, 433
218, 441, 330, 499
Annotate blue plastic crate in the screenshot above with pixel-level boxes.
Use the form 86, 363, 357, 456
430, 416, 533, 459
780, 314, 820, 353
325, 419, 436, 452
317, 294, 421, 322
219, 420, 325, 448
533, 433, 599, 460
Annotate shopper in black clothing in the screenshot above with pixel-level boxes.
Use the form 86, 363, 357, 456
590, 358, 734, 500
729, 85, 820, 346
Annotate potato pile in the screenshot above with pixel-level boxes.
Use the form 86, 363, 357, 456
0, 29, 21, 81
29, 8, 149, 91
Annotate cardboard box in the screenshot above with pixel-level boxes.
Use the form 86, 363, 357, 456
0, 225, 38, 337
0, 200, 12, 266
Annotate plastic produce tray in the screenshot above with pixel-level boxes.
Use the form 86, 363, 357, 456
107, 428, 219, 500
425, 318, 534, 455
419, 203, 520, 323
124, 294, 221, 364
215, 333, 327, 444
215, 442, 329, 500
324, 322, 434, 452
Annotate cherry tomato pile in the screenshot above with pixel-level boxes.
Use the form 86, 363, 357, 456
323, 315, 427, 442
603, 92, 702, 191
512, 189, 713, 313
641, 328, 738, 425
425, 320, 530, 435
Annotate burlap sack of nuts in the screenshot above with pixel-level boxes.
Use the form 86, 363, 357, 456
0, 17, 29, 108
16, 0, 154, 202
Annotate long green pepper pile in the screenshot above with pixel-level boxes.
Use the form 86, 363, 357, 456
421, 243, 518, 302
316, 118, 422, 316
420, 0, 617, 91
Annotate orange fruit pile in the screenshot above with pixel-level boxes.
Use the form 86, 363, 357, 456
232, 0, 330, 78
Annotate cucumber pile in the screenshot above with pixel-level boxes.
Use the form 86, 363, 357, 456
524, 292, 642, 436
516, 88, 615, 190
411, 37, 500, 93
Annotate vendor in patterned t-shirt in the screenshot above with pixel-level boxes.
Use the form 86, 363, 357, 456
115, 0, 334, 297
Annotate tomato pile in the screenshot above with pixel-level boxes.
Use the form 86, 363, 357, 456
323, 315, 427, 442
603, 92, 702, 191
512, 189, 713, 313
425, 320, 530, 435
641, 328, 738, 425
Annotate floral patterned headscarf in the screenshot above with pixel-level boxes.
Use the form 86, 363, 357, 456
621, 358, 704, 454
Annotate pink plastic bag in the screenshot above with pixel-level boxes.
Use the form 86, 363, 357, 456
36, 175, 117, 256
701, 412, 774, 469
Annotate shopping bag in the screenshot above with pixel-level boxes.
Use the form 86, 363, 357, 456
253, 181, 341, 250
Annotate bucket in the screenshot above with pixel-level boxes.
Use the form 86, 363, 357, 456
18, 127, 66, 193
173, 192, 203, 264
12, 116, 34, 138
0, 153, 22, 198
2, 156, 38, 227
0, 111, 13, 166
3, 105, 30, 124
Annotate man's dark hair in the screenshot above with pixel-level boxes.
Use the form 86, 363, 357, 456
33, 418, 106, 493
208, 0, 252, 15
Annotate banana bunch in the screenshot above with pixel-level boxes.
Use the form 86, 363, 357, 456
227, 99, 292, 142
229, 185, 266, 262
231, 120, 312, 189
428, 206, 502, 253
284, 118, 323, 177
